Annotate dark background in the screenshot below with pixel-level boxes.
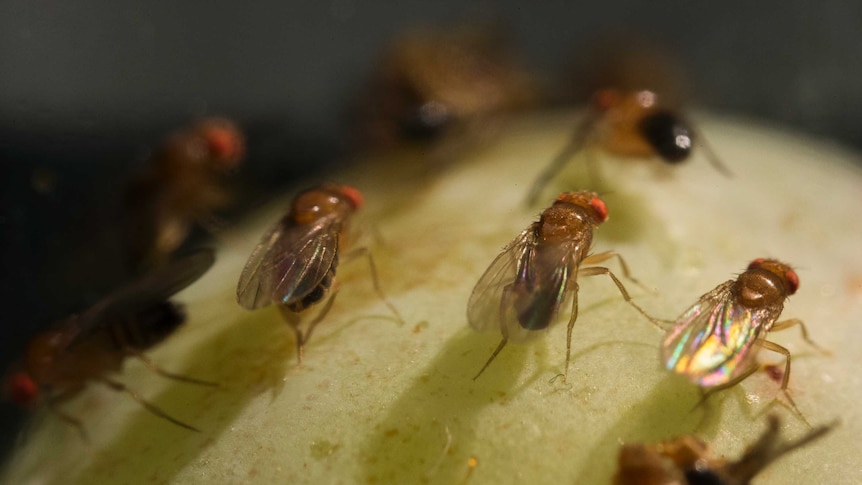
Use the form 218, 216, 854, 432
1, 0, 859, 456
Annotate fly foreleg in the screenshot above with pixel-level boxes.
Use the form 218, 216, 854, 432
770, 318, 830, 355
47, 384, 88, 442
577, 265, 665, 330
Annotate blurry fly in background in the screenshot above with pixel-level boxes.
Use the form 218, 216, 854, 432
613, 415, 837, 485
124, 117, 245, 271
3, 249, 216, 440
351, 23, 539, 162
527, 39, 731, 205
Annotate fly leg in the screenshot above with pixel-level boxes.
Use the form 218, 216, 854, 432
577, 265, 666, 330
760, 340, 810, 427
770, 318, 830, 355
46, 385, 88, 442
100, 377, 200, 432
346, 220, 385, 250
277, 286, 341, 365
693, 364, 759, 411
473, 286, 513, 381
695, 340, 810, 427
343, 247, 405, 325
129, 349, 217, 386
473, 339, 509, 381
562, 282, 581, 383
279, 306, 308, 365
581, 251, 655, 295
693, 126, 733, 177
300, 282, 341, 362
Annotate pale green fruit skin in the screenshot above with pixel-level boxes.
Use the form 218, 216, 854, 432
4, 112, 862, 484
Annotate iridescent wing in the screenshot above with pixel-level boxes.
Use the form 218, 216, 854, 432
467, 224, 576, 343
661, 280, 776, 387
71, 248, 216, 344
236, 214, 340, 310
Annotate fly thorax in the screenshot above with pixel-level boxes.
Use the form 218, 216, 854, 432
24, 329, 69, 384
291, 190, 354, 225
538, 204, 592, 244
733, 269, 787, 309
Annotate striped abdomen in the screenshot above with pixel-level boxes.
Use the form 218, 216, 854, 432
102, 301, 187, 352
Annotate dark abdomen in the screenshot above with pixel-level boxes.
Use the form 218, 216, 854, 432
103, 301, 187, 352
286, 257, 338, 313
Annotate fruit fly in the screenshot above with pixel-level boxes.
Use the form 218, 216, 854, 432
3, 249, 216, 439
526, 88, 731, 205
467, 191, 660, 380
236, 184, 403, 363
613, 415, 836, 485
125, 117, 245, 269
354, 25, 537, 150
662, 259, 825, 417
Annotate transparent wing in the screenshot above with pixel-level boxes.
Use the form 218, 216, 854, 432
236, 217, 291, 309
506, 241, 575, 336
467, 226, 536, 334
661, 280, 774, 387
236, 214, 340, 310
72, 248, 216, 343
467, 224, 576, 343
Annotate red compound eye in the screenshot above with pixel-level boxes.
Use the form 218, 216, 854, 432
785, 269, 800, 295
747, 258, 766, 270
589, 197, 608, 222
203, 126, 243, 161
5, 372, 38, 408
338, 185, 364, 210
592, 89, 621, 112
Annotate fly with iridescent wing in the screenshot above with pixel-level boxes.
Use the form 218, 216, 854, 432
661, 258, 827, 420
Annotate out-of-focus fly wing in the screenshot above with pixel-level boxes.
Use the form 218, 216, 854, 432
71, 248, 216, 343
525, 113, 597, 205
612, 442, 689, 485
661, 280, 775, 387
237, 214, 340, 310
723, 415, 837, 483
468, 224, 577, 343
